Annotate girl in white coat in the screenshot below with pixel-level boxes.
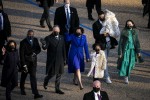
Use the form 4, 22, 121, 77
87, 44, 107, 81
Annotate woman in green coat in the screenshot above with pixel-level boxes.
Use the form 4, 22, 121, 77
118, 20, 141, 84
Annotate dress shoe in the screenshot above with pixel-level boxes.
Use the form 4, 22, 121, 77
73, 79, 78, 86
55, 90, 64, 94
34, 94, 43, 99
43, 83, 47, 90
40, 21, 45, 28
106, 77, 112, 84
80, 87, 84, 90
20, 90, 26, 95
88, 17, 95, 21
124, 77, 129, 84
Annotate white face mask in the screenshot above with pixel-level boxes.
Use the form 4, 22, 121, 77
65, 4, 70, 8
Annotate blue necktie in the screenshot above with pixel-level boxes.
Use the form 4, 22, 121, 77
66, 8, 70, 30
0, 16, 2, 31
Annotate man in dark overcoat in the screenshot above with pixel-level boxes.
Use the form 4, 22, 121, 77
40, 25, 66, 94
0, 3, 11, 64
142, 0, 150, 28
86, 0, 101, 20
36, 0, 54, 31
19, 30, 43, 99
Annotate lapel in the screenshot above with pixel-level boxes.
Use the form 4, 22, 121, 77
62, 6, 67, 23
50, 35, 60, 47
96, 20, 102, 30
91, 91, 95, 100
70, 7, 73, 23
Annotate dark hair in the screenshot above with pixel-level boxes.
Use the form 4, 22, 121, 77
28, 29, 34, 34
6, 40, 17, 51
75, 27, 84, 34
125, 20, 136, 29
98, 11, 105, 16
92, 43, 101, 50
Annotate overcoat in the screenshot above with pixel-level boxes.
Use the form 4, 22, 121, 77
42, 34, 66, 75
1, 50, 20, 87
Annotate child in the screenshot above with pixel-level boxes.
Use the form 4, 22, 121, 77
87, 43, 107, 81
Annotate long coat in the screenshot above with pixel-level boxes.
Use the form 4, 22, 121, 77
19, 38, 41, 70
65, 33, 90, 73
36, 0, 54, 7
83, 90, 109, 100
87, 51, 107, 78
0, 12, 11, 41
1, 50, 20, 87
118, 28, 141, 56
54, 6, 79, 34
42, 34, 66, 75
92, 20, 118, 50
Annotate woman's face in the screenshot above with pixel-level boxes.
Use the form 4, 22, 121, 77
127, 21, 134, 29
9, 42, 16, 50
75, 29, 82, 36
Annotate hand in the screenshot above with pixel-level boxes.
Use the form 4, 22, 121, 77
2, 47, 6, 55
118, 55, 122, 58
86, 59, 90, 62
87, 73, 90, 77
40, 38, 46, 45
22, 65, 28, 73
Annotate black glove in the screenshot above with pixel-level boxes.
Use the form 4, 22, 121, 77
40, 38, 46, 45
22, 65, 28, 73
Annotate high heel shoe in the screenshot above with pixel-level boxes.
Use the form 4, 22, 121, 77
73, 79, 78, 85
80, 86, 84, 90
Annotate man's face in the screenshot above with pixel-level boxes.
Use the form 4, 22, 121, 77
65, 0, 70, 4
53, 26, 60, 33
27, 32, 34, 37
98, 14, 105, 21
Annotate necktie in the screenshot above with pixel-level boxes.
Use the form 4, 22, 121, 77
66, 8, 70, 30
97, 94, 101, 100
0, 15, 2, 31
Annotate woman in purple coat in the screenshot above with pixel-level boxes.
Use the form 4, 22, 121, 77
65, 27, 90, 90
1, 40, 20, 100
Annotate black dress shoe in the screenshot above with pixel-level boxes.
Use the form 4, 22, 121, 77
21, 90, 26, 95
34, 94, 43, 99
88, 17, 95, 21
40, 21, 45, 28
43, 83, 47, 90
55, 90, 64, 94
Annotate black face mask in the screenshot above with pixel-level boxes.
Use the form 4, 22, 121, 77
95, 49, 100, 54
127, 26, 133, 29
27, 36, 34, 40
93, 87, 100, 92
9, 45, 15, 51
53, 32, 59, 36
75, 32, 81, 36
99, 18, 105, 21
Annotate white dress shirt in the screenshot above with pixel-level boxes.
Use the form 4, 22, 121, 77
94, 91, 101, 100
0, 13, 4, 30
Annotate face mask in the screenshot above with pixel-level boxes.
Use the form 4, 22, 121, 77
75, 32, 81, 36
53, 32, 59, 36
93, 87, 100, 93
99, 18, 105, 21
10, 45, 15, 50
95, 49, 100, 54
27, 36, 33, 40
127, 26, 133, 29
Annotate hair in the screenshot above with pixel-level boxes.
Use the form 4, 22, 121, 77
125, 20, 136, 29
75, 27, 84, 34
27, 29, 34, 34
98, 11, 105, 16
92, 43, 102, 50
6, 40, 17, 51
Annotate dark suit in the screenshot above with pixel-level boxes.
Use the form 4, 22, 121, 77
54, 6, 79, 34
0, 12, 11, 63
92, 20, 118, 50
36, 0, 54, 29
19, 37, 41, 95
86, 0, 101, 18
54, 6, 79, 59
142, 0, 150, 28
42, 34, 66, 91
83, 90, 109, 100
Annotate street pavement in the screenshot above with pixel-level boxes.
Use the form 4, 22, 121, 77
0, 0, 150, 100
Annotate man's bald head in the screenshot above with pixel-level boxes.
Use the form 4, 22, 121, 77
93, 80, 101, 88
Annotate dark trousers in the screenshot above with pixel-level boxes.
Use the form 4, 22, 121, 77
6, 75, 17, 100
87, 0, 101, 18
44, 74, 61, 90
20, 65, 39, 95
0, 39, 5, 63
40, 0, 52, 29
148, 12, 150, 28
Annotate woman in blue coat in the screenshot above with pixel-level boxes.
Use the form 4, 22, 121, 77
65, 27, 90, 90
